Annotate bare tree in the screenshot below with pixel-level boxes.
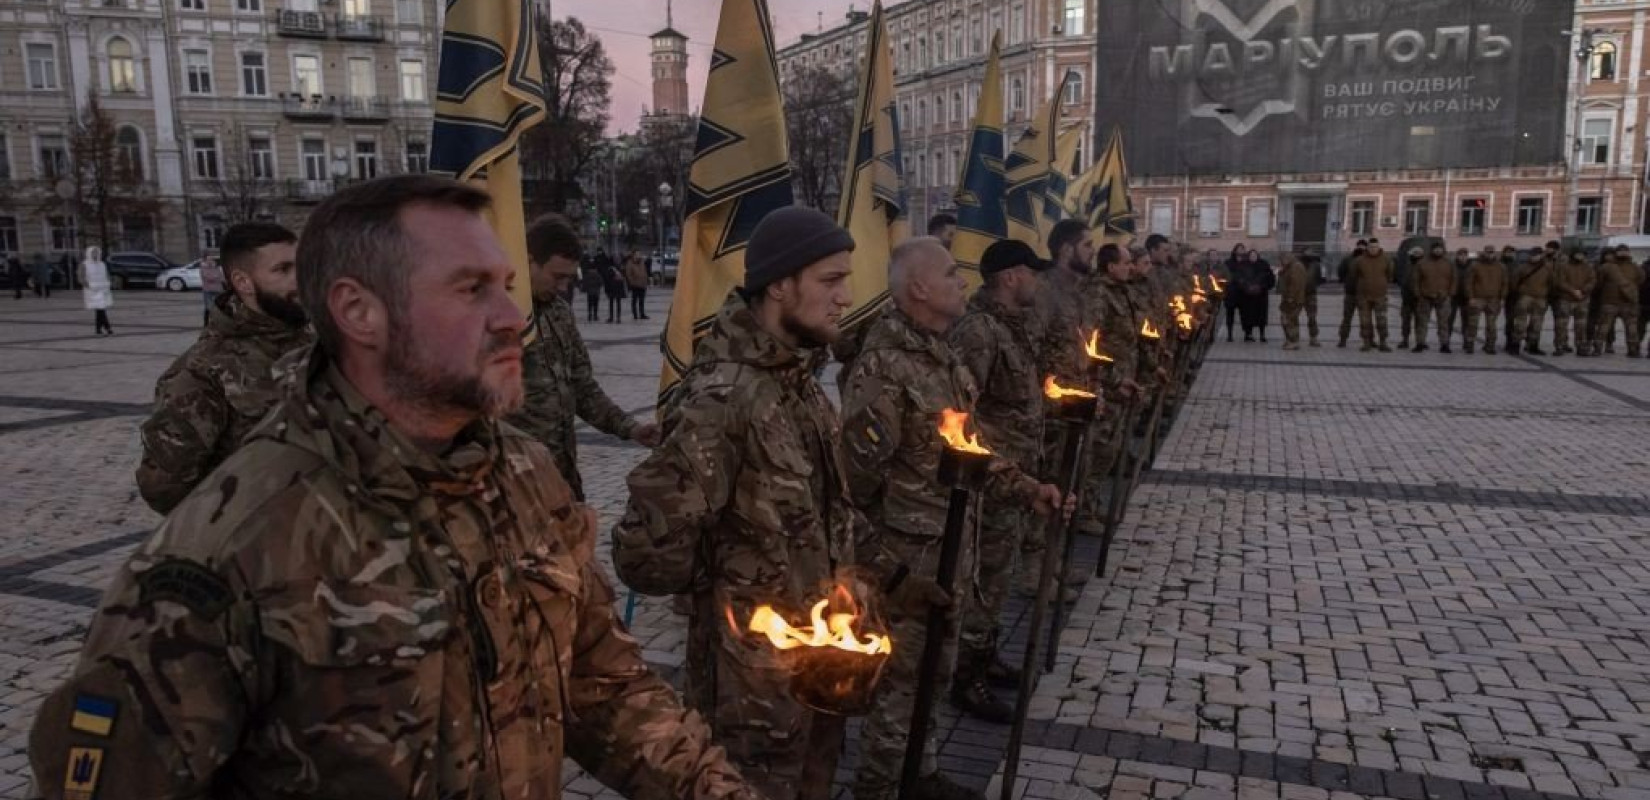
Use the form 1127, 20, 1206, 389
613, 116, 696, 246
521, 17, 613, 216
51, 93, 161, 252
209, 123, 284, 224
783, 65, 854, 211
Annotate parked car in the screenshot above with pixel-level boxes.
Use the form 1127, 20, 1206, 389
652, 251, 680, 286
158, 260, 204, 291
105, 251, 178, 289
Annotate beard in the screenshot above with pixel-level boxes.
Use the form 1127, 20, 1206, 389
254, 286, 309, 327
385, 320, 523, 419
781, 314, 838, 350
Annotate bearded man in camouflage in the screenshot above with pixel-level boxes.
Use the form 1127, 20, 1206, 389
31, 176, 757, 800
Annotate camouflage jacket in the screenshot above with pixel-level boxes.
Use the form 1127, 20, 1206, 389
948, 291, 1045, 473
1466, 259, 1508, 301
1598, 258, 1645, 305
1077, 273, 1150, 398
1029, 265, 1090, 384
841, 307, 1040, 575
135, 291, 313, 514
32, 350, 755, 800
1555, 258, 1596, 301
506, 296, 636, 499
612, 293, 856, 612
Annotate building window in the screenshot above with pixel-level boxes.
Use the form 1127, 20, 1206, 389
116, 127, 143, 179
951, 90, 962, 123
0, 217, 18, 254
934, 32, 945, 65
185, 49, 213, 95
1591, 42, 1617, 81
399, 60, 425, 102
39, 135, 68, 180
294, 54, 322, 97
47, 216, 78, 251
240, 52, 267, 96
915, 153, 926, 187
917, 99, 926, 130
1458, 198, 1486, 236
1582, 117, 1612, 164
900, 101, 910, 131
237, 0, 261, 11
26, 43, 60, 91
1245, 201, 1270, 237
405, 139, 428, 173
200, 214, 225, 250
248, 135, 274, 179
192, 135, 220, 179
1197, 200, 1221, 237
1576, 196, 1603, 234
1516, 197, 1545, 235
179, 0, 203, 10
917, 36, 927, 70
1402, 199, 1431, 236
1064, 69, 1085, 105
934, 95, 945, 128
347, 57, 374, 99
354, 139, 377, 179
121, 215, 155, 251
1349, 200, 1375, 236
395, 0, 422, 25
107, 38, 137, 94
971, 18, 982, 53
1010, 3, 1025, 43
1010, 76, 1025, 115
0, 134, 11, 180
1061, 0, 1084, 35
301, 137, 327, 181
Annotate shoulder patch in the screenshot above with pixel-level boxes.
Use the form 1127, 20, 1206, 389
63, 746, 104, 800
69, 694, 118, 737
864, 421, 885, 445
135, 559, 232, 621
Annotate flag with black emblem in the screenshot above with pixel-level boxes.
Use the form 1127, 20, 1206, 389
950, 32, 1005, 289
836, 0, 907, 334
1078, 127, 1137, 247
1003, 70, 1072, 257
659, 0, 795, 401
430, 0, 545, 323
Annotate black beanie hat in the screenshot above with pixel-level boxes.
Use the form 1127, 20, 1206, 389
744, 206, 856, 293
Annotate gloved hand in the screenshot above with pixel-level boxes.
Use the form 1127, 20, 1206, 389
884, 568, 951, 616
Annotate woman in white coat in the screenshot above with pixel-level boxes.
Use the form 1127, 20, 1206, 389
81, 246, 113, 335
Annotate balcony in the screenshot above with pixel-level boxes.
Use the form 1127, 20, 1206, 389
276, 9, 327, 38
333, 13, 384, 41
281, 94, 336, 120
340, 95, 390, 122
285, 178, 335, 203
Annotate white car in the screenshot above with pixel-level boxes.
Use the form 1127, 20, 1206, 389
158, 260, 203, 292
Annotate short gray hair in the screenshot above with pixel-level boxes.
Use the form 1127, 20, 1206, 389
296, 175, 491, 355
889, 236, 947, 297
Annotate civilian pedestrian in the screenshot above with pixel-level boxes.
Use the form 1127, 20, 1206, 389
199, 252, 225, 326
603, 255, 627, 323
580, 256, 603, 322
1237, 248, 1274, 342
30, 253, 52, 298
81, 246, 113, 335
624, 249, 650, 319
7, 254, 24, 299
1221, 244, 1246, 342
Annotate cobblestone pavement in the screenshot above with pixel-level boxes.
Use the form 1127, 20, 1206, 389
1, 290, 1647, 800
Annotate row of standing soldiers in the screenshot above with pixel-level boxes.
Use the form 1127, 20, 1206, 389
613, 208, 1212, 800
1319, 238, 1648, 356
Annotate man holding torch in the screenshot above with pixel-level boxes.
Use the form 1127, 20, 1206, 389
841, 237, 1063, 800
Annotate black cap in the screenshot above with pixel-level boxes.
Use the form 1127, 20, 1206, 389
980, 240, 1052, 276
744, 206, 856, 293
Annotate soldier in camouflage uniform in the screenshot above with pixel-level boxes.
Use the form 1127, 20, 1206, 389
945, 240, 1051, 703
1508, 248, 1554, 355
1552, 250, 1596, 356
1591, 246, 1645, 358
613, 206, 860, 800
136, 222, 313, 514
508, 214, 660, 500
1409, 242, 1456, 353
842, 237, 1061, 800
32, 176, 756, 800
1072, 246, 1149, 536
1033, 220, 1095, 383
1463, 246, 1507, 355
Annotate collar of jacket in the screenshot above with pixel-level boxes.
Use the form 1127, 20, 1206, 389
967, 289, 1029, 324
864, 305, 954, 362
258, 346, 501, 510
694, 291, 821, 377
207, 291, 309, 344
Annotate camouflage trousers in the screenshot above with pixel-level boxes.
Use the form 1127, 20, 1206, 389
1444, 298, 1467, 346
686, 596, 846, 800
1399, 290, 1418, 342
1302, 294, 1320, 342
1593, 304, 1643, 356
856, 530, 971, 800
1356, 297, 1389, 346
1552, 299, 1589, 352
1412, 296, 1450, 347
1281, 301, 1305, 344
1510, 296, 1547, 349
960, 504, 1025, 662
1338, 290, 1356, 344
1464, 300, 1502, 350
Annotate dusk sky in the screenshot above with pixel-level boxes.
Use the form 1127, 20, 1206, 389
559, 0, 863, 133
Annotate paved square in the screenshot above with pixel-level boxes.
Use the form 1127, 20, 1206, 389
1, 290, 1647, 800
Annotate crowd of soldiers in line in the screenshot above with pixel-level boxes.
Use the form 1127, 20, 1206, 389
25, 174, 1213, 800
1243, 238, 1648, 357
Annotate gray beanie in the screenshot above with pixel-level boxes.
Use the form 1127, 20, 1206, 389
744, 206, 856, 293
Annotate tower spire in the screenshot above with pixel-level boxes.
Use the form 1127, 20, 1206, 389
666, 0, 673, 29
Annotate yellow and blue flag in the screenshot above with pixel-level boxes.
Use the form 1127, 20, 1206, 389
1081, 127, 1138, 247
951, 32, 1005, 288
659, 0, 794, 401
837, 0, 907, 332
1003, 70, 1071, 256
431, 0, 545, 321
1041, 125, 1084, 228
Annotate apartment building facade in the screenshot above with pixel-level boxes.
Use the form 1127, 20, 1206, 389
0, 0, 440, 262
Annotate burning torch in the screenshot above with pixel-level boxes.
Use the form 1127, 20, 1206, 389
746, 583, 892, 717
899, 409, 991, 800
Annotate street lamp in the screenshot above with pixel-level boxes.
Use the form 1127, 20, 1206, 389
658, 181, 674, 250
639, 198, 652, 249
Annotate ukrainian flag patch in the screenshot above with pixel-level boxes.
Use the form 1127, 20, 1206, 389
63, 746, 104, 800
70, 694, 117, 737
865, 421, 884, 444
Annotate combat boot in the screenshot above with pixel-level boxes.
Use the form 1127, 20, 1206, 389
1398, 337, 1410, 349
1463, 341, 1474, 354
1506, 341, 1520, 355
1440, 344, 1452, 354
909, 771, 987, 800
1377, 341, 1393, 353
1283, 342, 1299, 351
982, 653, 1022, 689
1310, 338, 1321, 347
1484, 343, 1497, 355
1337, 339, 1347, 348
950, 675, 1013, 724
1411, 344, 1427, 353
1526, 344, 1546, 356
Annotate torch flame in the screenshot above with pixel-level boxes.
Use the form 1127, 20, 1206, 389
1044, 376, 1097, 401
1209, 276, 1226, 293
1191, 290, 1208, 305
937, 408, 991, 454
749, 590, 891, 655
1170, 296, 1189, 314
1192, 274, 1204, 292
1176, 312, 1195, 332
1082, 329, 1114, 363
1141, 319, 1163, 339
